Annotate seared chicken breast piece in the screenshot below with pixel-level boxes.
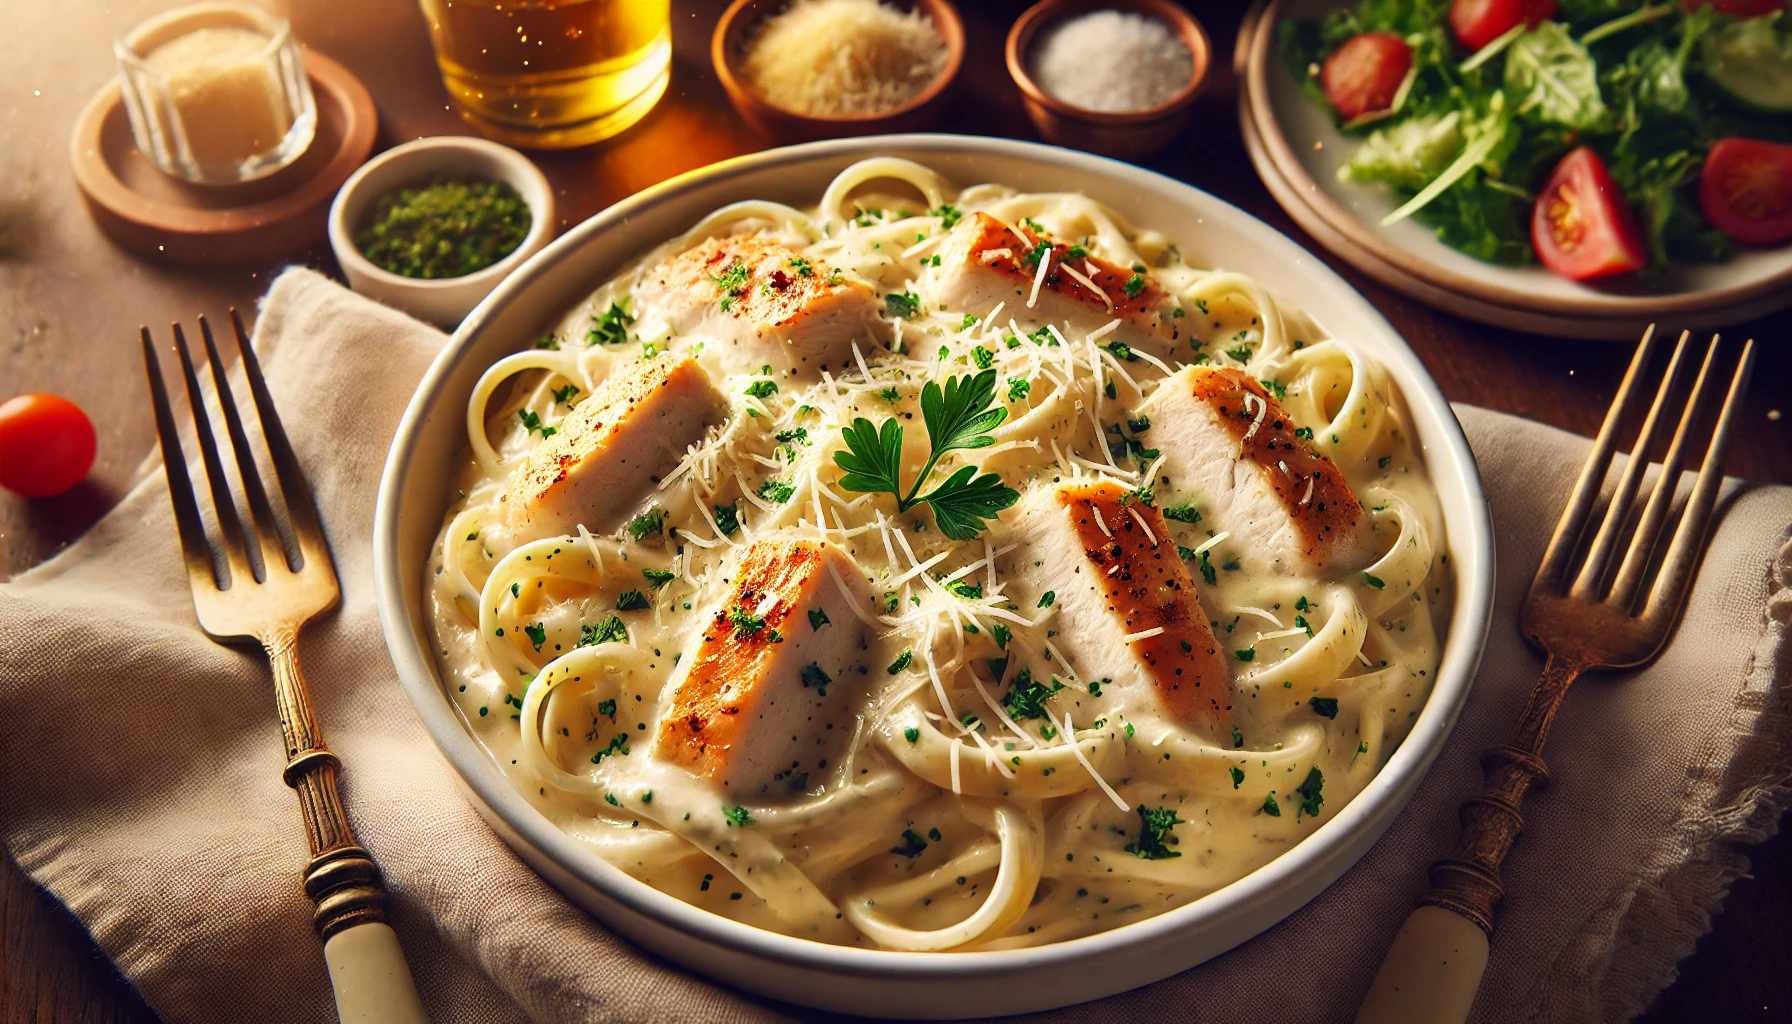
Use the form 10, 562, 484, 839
503, 356, 725, 542
1010, 480, 1231, 736
637, 235, 887, 377
930, 213, 1185, 354
1138, 366, 1367, 575
656, 538, 874, 797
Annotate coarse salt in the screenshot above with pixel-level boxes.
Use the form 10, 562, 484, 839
1029, 10, 1193, 113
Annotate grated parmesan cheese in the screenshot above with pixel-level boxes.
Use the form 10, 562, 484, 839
741, 0, 949, 117
1029, 10, 1193, 113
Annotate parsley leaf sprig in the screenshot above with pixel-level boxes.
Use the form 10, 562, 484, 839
833, 369, 1020, 541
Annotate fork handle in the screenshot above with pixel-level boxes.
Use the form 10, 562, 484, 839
1357, 654, 1586, 1024
267, 630, 429, 1023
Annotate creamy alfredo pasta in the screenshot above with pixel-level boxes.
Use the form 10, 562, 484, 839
426, 158, 1448, 951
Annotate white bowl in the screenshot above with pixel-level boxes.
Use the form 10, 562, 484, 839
328, 135, 554, 328
373, 135, 1496, 1019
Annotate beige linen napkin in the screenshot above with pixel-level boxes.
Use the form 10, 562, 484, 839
0, 267, 1786, 1024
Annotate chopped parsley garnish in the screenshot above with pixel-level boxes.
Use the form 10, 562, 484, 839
597, 698, 617, 722
586, 302, 634, 346
1122, 274, 1145, 299
775, 427, 809, 446
1234, 646, 1256, 661
757, 479, 794, 503
891, 829, 929, 858
1002, 668, 1064, 721
971, 345, 994, 369
614, 590, 651, 612
904, 727, 920, 744
788, 256, 815, 278
523, 622, 547, 651
1295, 614, 1313, 637
800, 662, 832, 696
1022, 239, 1051, 268
808, 607, 831, 630
884, 291, 920, 318
589, 734, 629, 765
627, 509, 664, 540
878, 386, 901, 404
745, 379, 778, 399
1105, 340, 1137, 362
1007, 377, 1031, 402
643, 568, 676, 588
1229, 766, 1245, 789
1038, 591, 1056, 608
929, 203, 963, 229
1259, 379, 1287, 400
518, 409, 556, 439
1362, 572, 1386, 590
722, 805, 753, 827
1295, 595, 1309, 611
1225, 344, 1253, 362
535, 334, 559, 351
726, 605, 769, 639
990, 622, 1012, 648
1066, 243, 1087, 259
579, 616, 628, 647
887, 650, 914, 674
961, 313, 978, 331
1262, 793, 1282, 817
551, 383, 580, 404
1379, 454, 1392, 469
1309, 697, 1339, 719
1296, 767, 1325, 818
945, 579, 982, 599
1164, 502, 1201, 524
833, 369, 1020, 540
712, 259, 751, 311
713, 503, 740, 536
1294, 426, 1315, 440
1198, 550, 1217, 585
1123, 805, 1183, 860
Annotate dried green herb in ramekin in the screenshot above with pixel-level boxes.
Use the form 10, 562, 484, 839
354, 177, 531, 279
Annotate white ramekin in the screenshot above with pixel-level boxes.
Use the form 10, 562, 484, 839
328, 135, 554, 327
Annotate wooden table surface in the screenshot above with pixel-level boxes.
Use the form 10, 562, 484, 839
2, 1, 1787, 1021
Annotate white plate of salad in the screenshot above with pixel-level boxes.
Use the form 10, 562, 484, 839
1242, 0, 1792, 334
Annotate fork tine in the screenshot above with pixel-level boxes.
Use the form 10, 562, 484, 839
1641, 337, 1756, 629
1609, 336, 1724, 611
228, 309, 330, 568
173, 322, 258, 584
1536, 324, 1666, 592
198, 314, 298, 574
142, 327, 219, 589
1569, 329, 1695, 600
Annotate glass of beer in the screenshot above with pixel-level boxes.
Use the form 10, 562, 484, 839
417, 0, 670, 149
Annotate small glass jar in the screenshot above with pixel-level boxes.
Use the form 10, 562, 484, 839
115, 1, 316, 185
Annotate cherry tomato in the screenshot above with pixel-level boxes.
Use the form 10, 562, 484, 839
1531, 146, 1648, 281
1679, 0, 1783, 16
1322, 33, 1415, 121
1700, 137, 1792, 245
0, 394, 97, 498
1450, 0, 1557, 52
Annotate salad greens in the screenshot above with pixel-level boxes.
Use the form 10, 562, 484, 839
1281, 2, 1792, 270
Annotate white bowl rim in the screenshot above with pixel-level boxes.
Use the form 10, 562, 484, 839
374, 134, 1496, 981
327, 134, 554, 294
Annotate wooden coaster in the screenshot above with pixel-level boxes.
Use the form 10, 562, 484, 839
70, 49, 378, 266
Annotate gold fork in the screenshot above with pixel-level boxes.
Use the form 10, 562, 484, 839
143, 311, 428, 1024
1357, 326, 1758, 1024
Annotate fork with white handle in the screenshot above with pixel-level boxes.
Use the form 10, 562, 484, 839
142, 311, 428, 1024
1356, 326, 1757, 1024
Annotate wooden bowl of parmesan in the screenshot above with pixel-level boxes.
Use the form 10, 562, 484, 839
1006, 0, 1211, 158
712, 0, 965, 143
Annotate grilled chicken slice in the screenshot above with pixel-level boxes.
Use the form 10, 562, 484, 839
655, 538, 874, 797
1010, 480, 1231, 735
1138, 366, 1367, 575
637, 235, 887, 377
502, 356, 725, 542
930, 212, 1185, 354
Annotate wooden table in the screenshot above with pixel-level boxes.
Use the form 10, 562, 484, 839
1, 1, 1786, 1020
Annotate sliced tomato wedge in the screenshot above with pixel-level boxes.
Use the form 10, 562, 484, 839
1321, 33, 1414, 121
1700, 137, 1792, 246
1449, 0, 1556, 52
1531, 146, 1647, 280
1678, 0, 1783, 16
